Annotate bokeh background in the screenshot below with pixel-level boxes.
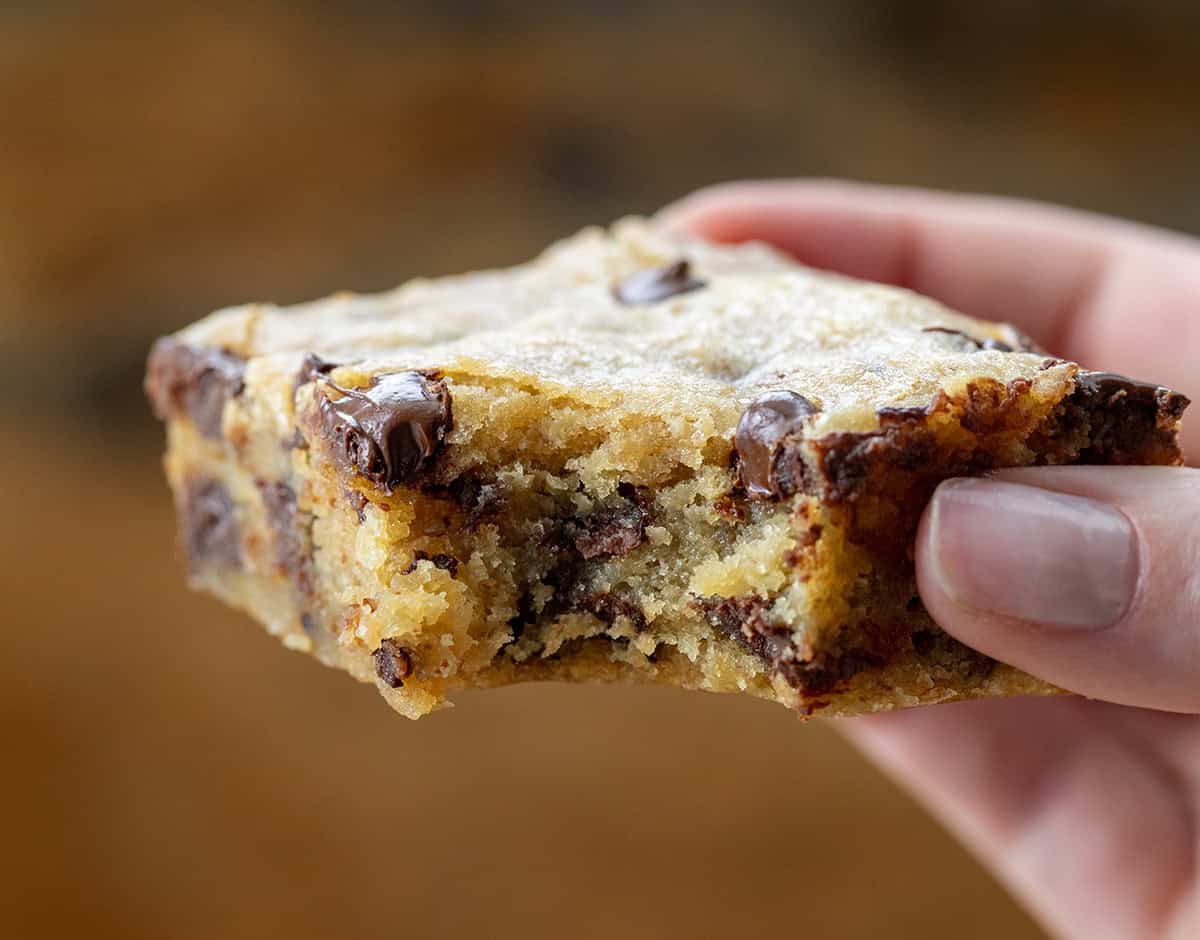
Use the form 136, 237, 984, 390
5, 2, 1200, 937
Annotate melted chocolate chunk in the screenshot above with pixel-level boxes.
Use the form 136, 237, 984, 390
567, 484, 649, 560
1066, 370, 1190, 461
182, 478, 240, 569
612, 259, 705, 305
146, 338, 246, 438
696, 595, 794, 664
295, 352, 337, 389
317, 371, 452, 491
734, 390, 820, 499
373, 639, 413, 688
876, 404, 934, 424
921, 325, 1044, 355
569, 591, 647, 631
256, 480, 313, 592
696, 594, 882, 695
780, 649, 883, 695
538, 560, 648, 631
447, 475, 509, 529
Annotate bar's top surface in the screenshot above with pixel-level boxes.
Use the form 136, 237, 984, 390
171, 218, 1082, 440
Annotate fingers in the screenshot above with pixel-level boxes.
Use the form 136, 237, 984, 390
661, 182, 1200, 457
917, 466, 1200, 712
842, 698, 1195, 940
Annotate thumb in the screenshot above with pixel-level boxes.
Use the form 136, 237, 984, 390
917, 466, 1200, 712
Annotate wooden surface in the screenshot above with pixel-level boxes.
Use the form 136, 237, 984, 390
5, 2, 1200, 936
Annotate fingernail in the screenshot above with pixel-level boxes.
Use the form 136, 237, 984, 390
925, 478, 1139, 628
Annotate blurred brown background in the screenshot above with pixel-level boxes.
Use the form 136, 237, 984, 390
4, 2, 1199, 937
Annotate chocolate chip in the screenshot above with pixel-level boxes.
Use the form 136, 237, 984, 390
182, 478, 239, 569
695, 593, 884, 695
146, 339, 246, 438
430, 553, 458, 574
401, 550, 459, 576
695, 595, 794, 664
734, 390, 820, 499
612, 259, 705, 305
567, 484, 648, 560
316, 371, 452, 492
373, 639, 413, 688
569, 591, 647, 631
256, 479, 313, 592
536, 559, 648, 632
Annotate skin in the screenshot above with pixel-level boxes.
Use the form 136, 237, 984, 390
663, 181, 1200, 940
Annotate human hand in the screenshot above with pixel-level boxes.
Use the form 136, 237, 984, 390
664, 181, 1200, 940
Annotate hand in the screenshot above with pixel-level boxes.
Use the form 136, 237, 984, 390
664, 181, 1200, 940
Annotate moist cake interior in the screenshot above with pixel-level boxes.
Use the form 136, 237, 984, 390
155, 341, 1185, 718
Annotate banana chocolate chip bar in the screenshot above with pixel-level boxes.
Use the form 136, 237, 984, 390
146, 220, 1188, 719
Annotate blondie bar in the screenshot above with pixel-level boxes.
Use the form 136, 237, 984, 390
146, 221, 1188, 718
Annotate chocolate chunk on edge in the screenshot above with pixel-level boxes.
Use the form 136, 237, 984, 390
734, 390, 820, 499
316, 371, 452, 492
1067, 370, 1190, 462
1074, 370, 1190, 417
612, 259, 706, 305
146, 338, 246, 439
182, 478, 240, 570
373, 638, 413, 688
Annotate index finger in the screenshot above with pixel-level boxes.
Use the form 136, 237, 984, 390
661, 181, 1200, 458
